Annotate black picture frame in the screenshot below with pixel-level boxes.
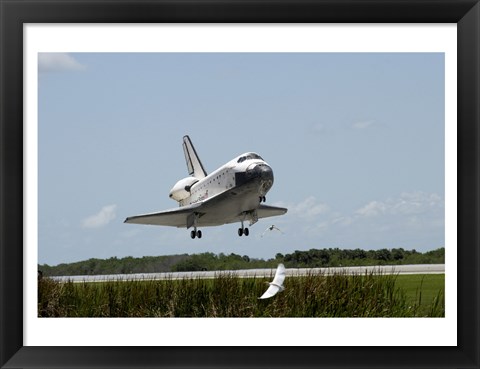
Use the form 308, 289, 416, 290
1, 1, 479, 368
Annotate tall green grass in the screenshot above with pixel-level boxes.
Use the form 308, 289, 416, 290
38, 271, 444, 317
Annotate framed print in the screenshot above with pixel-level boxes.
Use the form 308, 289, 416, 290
1, 0, 479, 368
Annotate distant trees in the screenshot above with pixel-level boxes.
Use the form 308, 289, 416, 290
284, 249, 330, 267
38, 247, 445, 276
39, 254, 189, 276
171, 252, 272, 272
280, 247, 443, 268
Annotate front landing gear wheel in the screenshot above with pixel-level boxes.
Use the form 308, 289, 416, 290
238, 228, 249, 236
191, 229, 202, 239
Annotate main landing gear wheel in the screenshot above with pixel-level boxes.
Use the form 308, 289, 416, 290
190, 230, 202, 239
259, 196, 266, 203
238, 227, 249, 236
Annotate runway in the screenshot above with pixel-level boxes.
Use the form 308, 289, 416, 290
51, 264, 445, 283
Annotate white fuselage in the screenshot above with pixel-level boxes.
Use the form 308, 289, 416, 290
170, 152, 273, 209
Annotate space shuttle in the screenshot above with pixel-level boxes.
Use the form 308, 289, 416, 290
124, 135, 287, 239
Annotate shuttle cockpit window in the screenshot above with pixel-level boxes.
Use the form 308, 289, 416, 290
237, 153, 264, 163
250, 153, 263, 160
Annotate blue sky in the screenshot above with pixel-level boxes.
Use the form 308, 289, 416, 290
38, 52, 445, 265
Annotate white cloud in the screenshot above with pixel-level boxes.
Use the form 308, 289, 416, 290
356, 200, 387, 217
38, 53, 86, 73
275, 191, 444, 244
356, 191, 443, 218
276, 196, 330, 219
392, 191, 442, 215
352, 120, 374, 130
82, 204, 117, 229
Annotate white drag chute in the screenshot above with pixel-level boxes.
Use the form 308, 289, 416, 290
258, 264, 286, 299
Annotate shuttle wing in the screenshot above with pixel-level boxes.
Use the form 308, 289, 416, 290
124, 203, 202, 227
125, 192, 287, 229
256, 204, 288, 219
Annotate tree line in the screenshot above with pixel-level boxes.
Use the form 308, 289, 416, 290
39, 247, 444, 276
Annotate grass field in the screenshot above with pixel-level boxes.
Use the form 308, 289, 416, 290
38, 272, 445, 318
395, 274, 445, 316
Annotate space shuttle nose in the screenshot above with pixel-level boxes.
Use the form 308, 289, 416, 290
234, 163, 274, 189
247, 164, 273, 186
252, 164, 274, 195
248, 163, 274, 181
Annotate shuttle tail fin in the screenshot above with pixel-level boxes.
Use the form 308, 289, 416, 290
182, 135, 207, 179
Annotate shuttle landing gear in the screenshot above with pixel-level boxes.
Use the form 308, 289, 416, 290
237, 210, 258, 236
189, 212, 202, 239
238, 227, 249, 237
238, 218, 249, 237
190, 228, 202, 239
259, 196, 266, 203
